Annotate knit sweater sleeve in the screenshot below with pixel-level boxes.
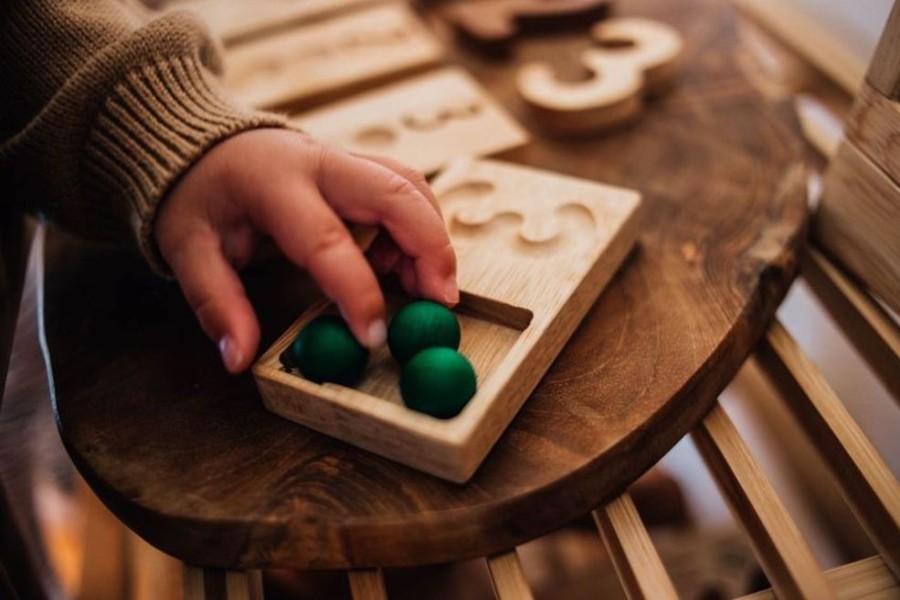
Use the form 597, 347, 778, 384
0, 0, 286, 270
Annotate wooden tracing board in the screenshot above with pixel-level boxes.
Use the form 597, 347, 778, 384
292, 68, 529, 175
223, 4, 444, 110
177, 0, 387, 44
254, 159, 642, 482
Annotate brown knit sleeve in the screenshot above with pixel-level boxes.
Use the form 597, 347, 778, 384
0, 0, 286, 272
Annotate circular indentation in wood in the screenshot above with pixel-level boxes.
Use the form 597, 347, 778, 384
436, 180, 496, 204
354, 126, 397, 147
595, 36, 637, 50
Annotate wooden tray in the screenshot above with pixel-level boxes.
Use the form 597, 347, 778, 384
253, 159, 642, 482
292, 67, 529, 175
223, 3, 444, 110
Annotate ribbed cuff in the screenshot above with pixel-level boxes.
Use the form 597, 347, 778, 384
83, 55, 286, 274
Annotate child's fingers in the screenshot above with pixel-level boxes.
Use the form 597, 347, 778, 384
367, 232, 403, 275
315, 149, 458, 306
352, 153, 443, 220
165, 232, 260, 374
251, 184, 387, 348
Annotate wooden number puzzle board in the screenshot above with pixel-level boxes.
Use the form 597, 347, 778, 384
293, 68, 529, 175
178, 0, 387, 44
223, 4, 444, 110
254, 159, 642, 482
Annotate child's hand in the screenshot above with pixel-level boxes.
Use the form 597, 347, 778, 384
155, 129, 458, 373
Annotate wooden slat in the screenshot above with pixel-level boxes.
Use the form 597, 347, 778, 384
691, 403, 835, 599
182, 566, 205, 600
755, 320, 900, 578
847, 84, 900, 188
183, 567, 258, 600
224, 571, 254, 600
78, 479, 128, 600
732, 0, 866, 93
802, 248, 900, 402
247, 571, 263, 600
866, 0, 900, 100
127, 531, 183, 600
486, 550, 534, 600
592, 494, 678, 599
738, 555, 900, 600
815, 141, 900, 316
348, 569, 388, 600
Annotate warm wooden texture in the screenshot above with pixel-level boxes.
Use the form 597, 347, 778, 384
128, 531, 184, 600
739, 556, 900, 600
78, 479, 128, 600
517, 18, 683, 134
47, 0, 810, 569
292, 68, 528, 176
592, 494, 678, 600
794, 94, 843, 159
443, 0, 610, 56
176, 0, 387, 45
867, 0, 900, 100
801, 248, 900, 402
815, 141, 900, 315
846, 83, 900, 187
348, 569, 388, 600
255, 159, 642, 481
223, 4, 444, 110
183, 567, 261, 600
692, 403, 835, 599
732, 0, 866, 93
755, 320, 900, 578
486, 550, 533, 600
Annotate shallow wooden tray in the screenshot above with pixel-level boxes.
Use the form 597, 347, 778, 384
253, 159, 642, 482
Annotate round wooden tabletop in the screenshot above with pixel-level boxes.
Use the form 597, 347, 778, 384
45, 0, 809, 569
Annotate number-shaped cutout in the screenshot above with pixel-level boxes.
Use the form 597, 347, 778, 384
437, 179, 598, 254
351, 101, 484, 146
517, 18, 684, 134
293, 69, 528, 175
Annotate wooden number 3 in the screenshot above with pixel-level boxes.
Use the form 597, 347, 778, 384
516, 18, 684, 135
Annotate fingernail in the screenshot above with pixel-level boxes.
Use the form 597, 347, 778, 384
366, 319, 387, 348
444, 277, 459, 305
219, 336, 243, 372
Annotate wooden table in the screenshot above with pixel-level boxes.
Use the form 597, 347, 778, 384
44, 0, 809, 570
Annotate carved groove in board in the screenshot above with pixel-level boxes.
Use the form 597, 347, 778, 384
292, 68, 528, 174
438, 178, 602, 255
451, 203, 598, 252
224, 4, 444, 109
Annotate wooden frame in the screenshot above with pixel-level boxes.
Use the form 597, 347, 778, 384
254, 159, 643, 482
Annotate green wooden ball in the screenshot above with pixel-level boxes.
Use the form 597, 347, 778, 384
400, 348, 477, 419
388, 300, 461, 364
291, 315, 368, 385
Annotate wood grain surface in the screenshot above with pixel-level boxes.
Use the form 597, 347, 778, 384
292, 68, 528, 176
846, 84, 900, 188
517, 17, 684, 134
815, 141, 900, 315
866, 0, 900, 100
45, 0, 808, 569
223, 4, 444, 110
